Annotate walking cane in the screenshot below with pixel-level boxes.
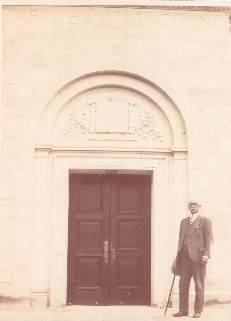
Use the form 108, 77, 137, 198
164, 274, 176, 316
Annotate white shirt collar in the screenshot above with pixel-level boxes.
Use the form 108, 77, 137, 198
190, 212, 199, 223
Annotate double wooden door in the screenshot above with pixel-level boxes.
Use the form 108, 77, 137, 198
67, 174, 151, 305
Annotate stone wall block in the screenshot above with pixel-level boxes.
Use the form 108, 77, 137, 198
0, 271, 12, 284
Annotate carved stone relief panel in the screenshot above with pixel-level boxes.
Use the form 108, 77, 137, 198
52, 87, 172, 148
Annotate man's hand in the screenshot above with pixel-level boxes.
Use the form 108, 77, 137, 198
201, 256, 208, 265
171, 258, 180, 275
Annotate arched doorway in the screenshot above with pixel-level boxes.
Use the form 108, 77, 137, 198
32, 71, 187, 307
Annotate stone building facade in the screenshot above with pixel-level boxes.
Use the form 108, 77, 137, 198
0, 1, 231, 308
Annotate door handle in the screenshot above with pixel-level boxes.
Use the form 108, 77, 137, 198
111, 241, 116, 263
104, 241, 109, 263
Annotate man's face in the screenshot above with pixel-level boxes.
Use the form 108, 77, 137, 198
188, 202, 201, 214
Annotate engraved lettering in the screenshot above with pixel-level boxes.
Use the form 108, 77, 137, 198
66, 10, 79, 24
52, 11, 65, 24
173, 14, 186, 27
78, 11, 94, 25
188, 14, 200, 28
13, 8, 214, 29
144, 13, 156, 26
158, 14, 171, 26
199, 15, 210, 26
29, 9, 39, 23
95, 11, 109, 25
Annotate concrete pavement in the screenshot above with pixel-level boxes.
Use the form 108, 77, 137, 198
0, 306, 230, 321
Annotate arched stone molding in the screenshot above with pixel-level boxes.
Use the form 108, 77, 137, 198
36, 71, 187, 151
30, 54, 195, 145
51, 86, 172, 150
32, 67, 188, 308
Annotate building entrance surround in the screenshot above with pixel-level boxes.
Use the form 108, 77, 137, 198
33, 70, 187, 307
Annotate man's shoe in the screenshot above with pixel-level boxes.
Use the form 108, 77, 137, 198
173, 311, 189, 317
193, 312, 201, 318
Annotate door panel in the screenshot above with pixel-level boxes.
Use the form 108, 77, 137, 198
67, 174, 151, 305
67, 175, 110, 305
110, 175, 151, 305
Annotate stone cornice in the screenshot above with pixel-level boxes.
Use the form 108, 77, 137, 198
35, 145, 188, 154
1, 1, 231, 13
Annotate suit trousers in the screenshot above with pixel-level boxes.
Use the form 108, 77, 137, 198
179, 246, 206, 313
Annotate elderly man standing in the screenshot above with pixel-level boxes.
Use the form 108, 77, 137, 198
172, 200, 213, 318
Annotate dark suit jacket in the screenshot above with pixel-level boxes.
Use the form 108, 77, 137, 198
177, 214, 213, 263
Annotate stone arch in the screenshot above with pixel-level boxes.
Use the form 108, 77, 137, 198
35, 71, 187, 151
32, 68, 188, 308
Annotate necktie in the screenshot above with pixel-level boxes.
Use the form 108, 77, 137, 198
190, 215, 193, 224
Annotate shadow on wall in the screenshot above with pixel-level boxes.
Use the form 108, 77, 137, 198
170, 297, 231, 309
0, 295, 30, 307
204, 299, 231, 307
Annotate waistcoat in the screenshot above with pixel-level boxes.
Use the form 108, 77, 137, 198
183, 219, 193, 247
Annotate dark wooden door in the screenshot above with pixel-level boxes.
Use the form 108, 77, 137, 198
67, 174, 151, 306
